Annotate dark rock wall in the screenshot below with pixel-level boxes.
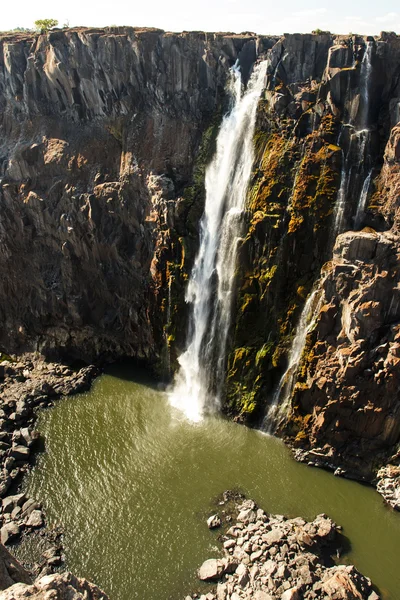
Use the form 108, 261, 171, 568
0, 27, 273, 362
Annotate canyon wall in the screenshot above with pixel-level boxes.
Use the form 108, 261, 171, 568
0, 26, 272, 363
0, 27, 400, 493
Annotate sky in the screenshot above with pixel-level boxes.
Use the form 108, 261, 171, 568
1, 0, 399, 35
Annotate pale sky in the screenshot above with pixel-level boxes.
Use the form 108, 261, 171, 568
1, 0, 399, 36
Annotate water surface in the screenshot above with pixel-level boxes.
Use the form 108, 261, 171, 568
24, 366, 400, 600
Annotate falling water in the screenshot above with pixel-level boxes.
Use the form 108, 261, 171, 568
264, 286, 323, 432
360, 41, 373, 126
354, 169, 373, 229
352, 42, 374, 227
169, 60, 268, 422
333, 41, 374, 235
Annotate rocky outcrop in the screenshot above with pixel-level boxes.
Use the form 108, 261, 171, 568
0, 544, 31, 590
0, 571, 109, 599
214, 33, 400, 502
186, 495, 380, 600
281, 230, 400, 482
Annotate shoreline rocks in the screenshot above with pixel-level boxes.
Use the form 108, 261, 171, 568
0, 353, 98, 577
0, 572, 109, 599
187, 494, 380, 600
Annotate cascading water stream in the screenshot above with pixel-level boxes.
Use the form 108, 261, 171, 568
169, 60, 268, 422
354, 169, 373, 229
332, 42, 373, 235
263, 285, 324, 432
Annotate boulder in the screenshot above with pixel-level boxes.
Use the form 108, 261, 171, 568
281, 588, 300, 600
237, 508, 257, 524
198, 559, 224, 581
207, 514, 221, 529
0, 571, 109, 599
9, 446, 30, 462
0, 524, 20, 546
25, 510, 43, 528
0, 544, 31, 590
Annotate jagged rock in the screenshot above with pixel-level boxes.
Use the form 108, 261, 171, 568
0, 544, 31, 590
10, 446, 29, 462
322, 565, 375, 599
237, 509, 257, 524
376, 465, 400, 510
0, 571, 109, 599
25, 510, 44, 528
207, 515, 221, 529
198, 559, 225, 581
191, 497, 377, 600
0, 524, 20, 546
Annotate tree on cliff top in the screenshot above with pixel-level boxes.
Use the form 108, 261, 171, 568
34, 19, 58, 33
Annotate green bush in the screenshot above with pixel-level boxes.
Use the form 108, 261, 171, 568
34, 19, 58, 33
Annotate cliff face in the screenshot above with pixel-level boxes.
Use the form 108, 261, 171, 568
1, 28, 400, 494
222, 32, 400, 494
0, 27, 271, 362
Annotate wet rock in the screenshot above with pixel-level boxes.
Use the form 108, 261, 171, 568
25, 510, 44, 528
0, 524, 20, 546
207, 515, 221, 529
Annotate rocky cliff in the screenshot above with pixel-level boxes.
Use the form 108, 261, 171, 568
1, 28, 400, 501
0, 26, 273, 363
219, 32, 400, 502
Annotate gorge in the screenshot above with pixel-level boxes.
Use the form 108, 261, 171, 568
0, 24, 399, 600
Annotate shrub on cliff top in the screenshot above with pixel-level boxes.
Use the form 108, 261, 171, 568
34, 19, 58, 33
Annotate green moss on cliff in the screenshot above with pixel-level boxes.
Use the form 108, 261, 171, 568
224, 106, 342, 423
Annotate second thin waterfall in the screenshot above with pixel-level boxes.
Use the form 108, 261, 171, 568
169, 61, 267, 422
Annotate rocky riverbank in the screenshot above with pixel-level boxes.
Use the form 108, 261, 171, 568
0, 354, 98, 576
187, 493, 380, 600
0, 541, 109, 599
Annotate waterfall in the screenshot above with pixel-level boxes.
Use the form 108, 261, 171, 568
263, 286, 323, 432
333, 41, 374, 235
360, 41, 373, 127
354, 169, 373, 229
169, 60, 268, 422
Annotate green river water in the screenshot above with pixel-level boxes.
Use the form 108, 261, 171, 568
21, 365, 400, 600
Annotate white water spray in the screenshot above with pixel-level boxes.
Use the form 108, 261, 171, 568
169, 61, 268, 421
